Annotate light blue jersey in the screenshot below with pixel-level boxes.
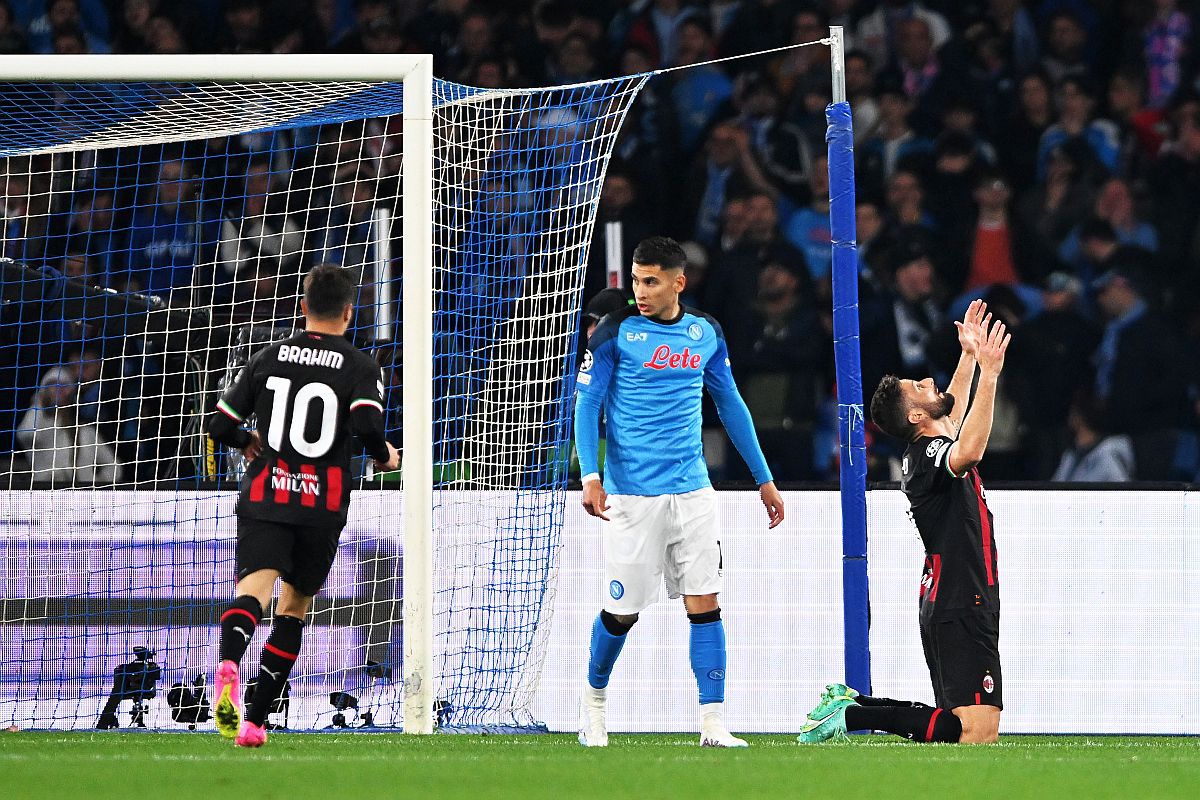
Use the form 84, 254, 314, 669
574, 305, 772, 495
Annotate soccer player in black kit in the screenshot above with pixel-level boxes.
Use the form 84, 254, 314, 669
206, 263, 399, 747
799, 300, 1009, 745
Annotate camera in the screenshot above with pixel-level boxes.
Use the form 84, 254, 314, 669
167, 674, 211, 730
96, 646, 162, 729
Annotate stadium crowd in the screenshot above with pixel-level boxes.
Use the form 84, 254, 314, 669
1, 0, 1198, 485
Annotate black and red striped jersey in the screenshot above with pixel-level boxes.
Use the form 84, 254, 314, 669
901, 435, 999, 621
207, 330, 391, 527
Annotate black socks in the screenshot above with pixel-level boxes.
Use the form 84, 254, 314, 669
845, 704, 962, 743
246, 614, 304, 726
218, 595, 262, 664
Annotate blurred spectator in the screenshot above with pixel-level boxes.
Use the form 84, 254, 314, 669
677, 120, 776, 248
16, 361, 121, 485
667, 16, 732, 154
678, 239, 709, 309
1036, 76, 1120, 181
584, 168, 658, 304
1051, 394, 1135, 482
217, 157, 306, 294
1091, 259, 1188, 435
26, 0, 108, 54
1017, 139, 1096, 273
855, 0, 951, 75
125, 157, 221, 301
705, 190, 810, 328
1040, 10, 1090, 86
723, 260, 829, 481
1107, 69, 1168, 176
719, 0, 792, 65
44, 186, 121, 274
617, 0, 699, 69
878, 16, 964, 136
978, 0, 1039, 76
716, 195, 749, 255
1058, 177, 1157, 273
857, 78, 934, 193
1148, 107, 1200, 288
882, 167, 934, 231
0, 1, 25, 53
861, 230, 943, 392
111, 0, 154, 53
1000, 69, 1055, 193
1142, 0, 1191, 111
146, 13, 185, 53
844, 50, 881, 144
1017, 272, 1101, 478
771, 7, 830, 102
729, 73, 812, 204
961, 169, 1023, 294
781, 152, 833, 283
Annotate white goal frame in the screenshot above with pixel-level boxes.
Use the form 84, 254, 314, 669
0, 53, 437, 734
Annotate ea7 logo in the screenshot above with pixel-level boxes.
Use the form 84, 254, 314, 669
626, 332, 648, 342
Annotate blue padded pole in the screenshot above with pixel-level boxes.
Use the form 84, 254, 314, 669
826, 25, 871, 696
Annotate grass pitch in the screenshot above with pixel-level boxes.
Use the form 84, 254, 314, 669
2, 732, 1197, 800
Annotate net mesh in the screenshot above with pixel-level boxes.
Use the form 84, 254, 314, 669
0, 70, 647, 730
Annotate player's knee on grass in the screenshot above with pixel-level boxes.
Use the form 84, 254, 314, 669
952, 705, 1000, 743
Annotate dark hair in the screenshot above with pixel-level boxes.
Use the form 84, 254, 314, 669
870, 375, 916, 441
632, 236, 687, 271
303, 263, 356, 320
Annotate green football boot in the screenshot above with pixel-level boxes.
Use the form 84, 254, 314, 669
796, 695, 854, 744
807, 682, 860, 721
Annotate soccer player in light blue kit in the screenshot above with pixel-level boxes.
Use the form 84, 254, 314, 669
574, 236, 785, 747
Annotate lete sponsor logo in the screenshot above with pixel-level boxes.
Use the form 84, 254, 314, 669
642, 345, 702, 370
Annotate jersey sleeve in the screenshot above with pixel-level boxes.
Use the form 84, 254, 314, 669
348, 359, 391, 464
573, 319, 619, 481
703, 325, 773, 486
206, 353, 257, 449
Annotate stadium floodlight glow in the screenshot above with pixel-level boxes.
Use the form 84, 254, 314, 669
0, 54, 646, 733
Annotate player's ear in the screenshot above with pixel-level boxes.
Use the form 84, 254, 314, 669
342, 303, 352, 324
907, 404, 925, 425
299, 298, 309, 317
675, 268, 687, 292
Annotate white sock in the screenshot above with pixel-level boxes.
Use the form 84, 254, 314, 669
701, 702, 724, 727
585, 684, 606, 703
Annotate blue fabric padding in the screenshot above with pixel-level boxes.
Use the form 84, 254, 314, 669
826, 100, 872, 695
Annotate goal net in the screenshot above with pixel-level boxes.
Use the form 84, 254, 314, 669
0, 59, 647, 731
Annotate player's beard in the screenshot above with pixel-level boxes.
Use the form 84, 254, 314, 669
924, 391, 955, 420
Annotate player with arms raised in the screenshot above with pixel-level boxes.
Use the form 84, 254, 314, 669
574, 236, 785, 748
800, 300, 1009, 745
206, 263, 399, 748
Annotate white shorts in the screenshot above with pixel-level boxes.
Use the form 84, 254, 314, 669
602, 487, 722, 615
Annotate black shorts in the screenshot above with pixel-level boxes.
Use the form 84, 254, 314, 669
920, 610, 1003, 710
236, 517, 342, 597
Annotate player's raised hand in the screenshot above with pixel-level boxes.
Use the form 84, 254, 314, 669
975, 318, 1011, 376
374, 442, 400, 472
760, 481, 784, 529
954, 299, 988, 356
581, 478, 611, 522
243, 430, 263, 461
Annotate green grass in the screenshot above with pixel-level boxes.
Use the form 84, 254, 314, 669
2, 732, 1197, 800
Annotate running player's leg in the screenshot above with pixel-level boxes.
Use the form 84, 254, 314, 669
217, 519, 291, 738
238, 525, 337, 747
670, 488, 744, 747
581, 494, 667, 747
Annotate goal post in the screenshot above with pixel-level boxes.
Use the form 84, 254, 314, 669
0, 55, 647, 732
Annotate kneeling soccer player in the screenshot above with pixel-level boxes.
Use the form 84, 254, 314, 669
574, 236, 785, 747
799, 300, 1008, 745
206, 263, 399, 747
